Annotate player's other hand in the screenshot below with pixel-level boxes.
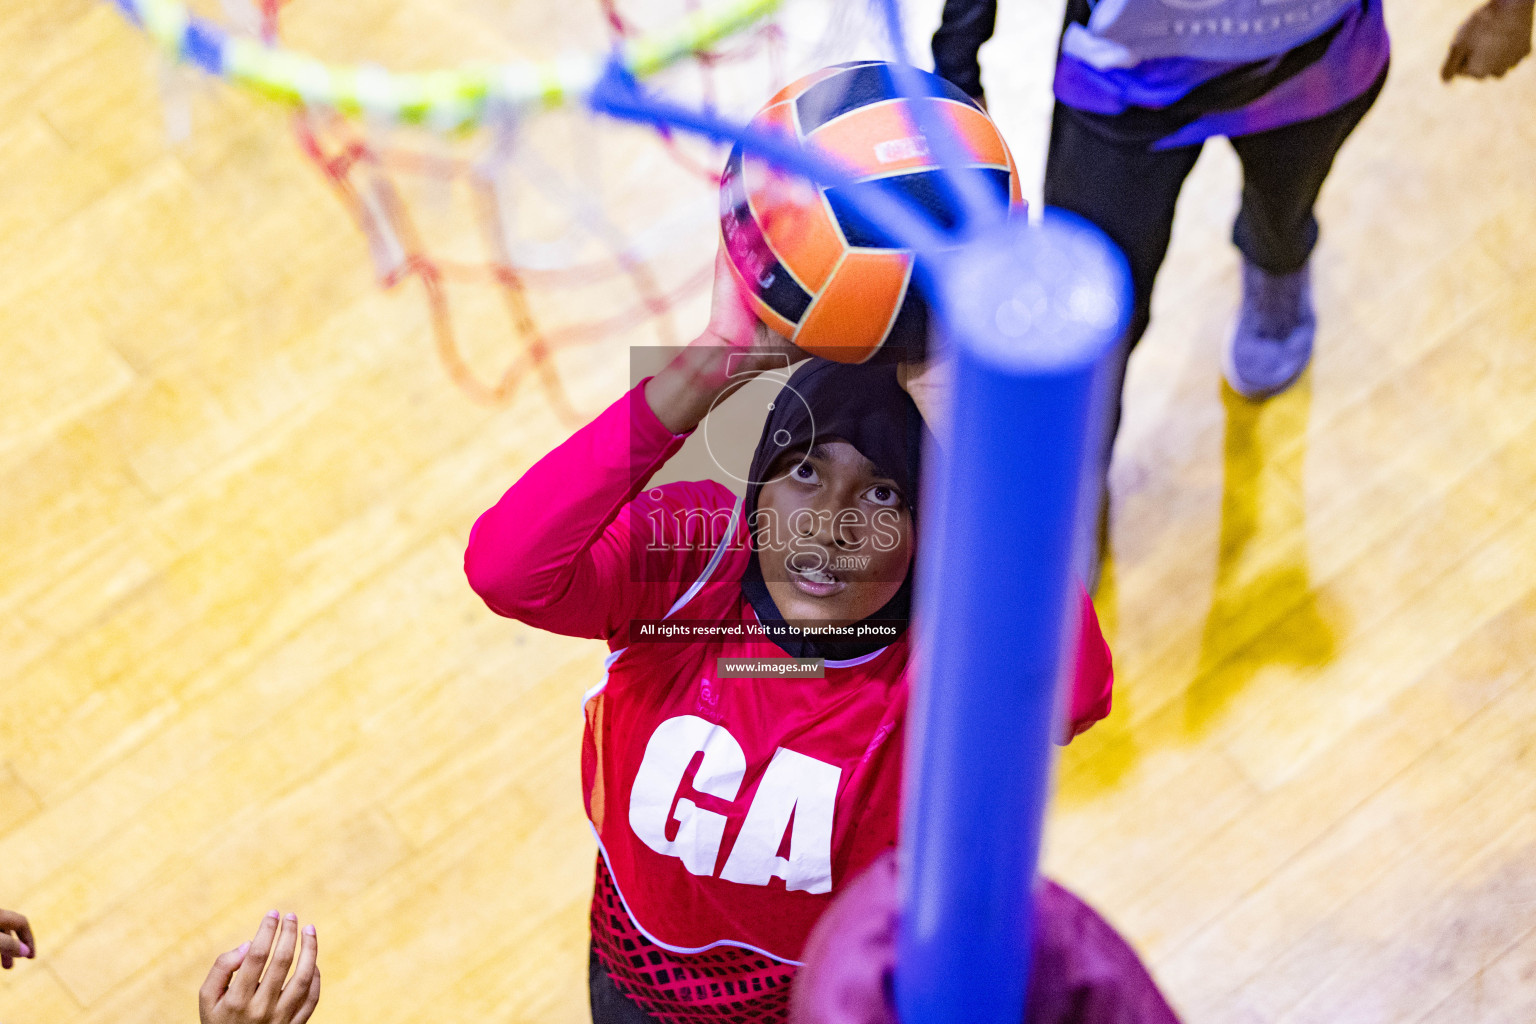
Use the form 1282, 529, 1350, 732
199, 911, 321, 1024
0, 909, 35, 969
896, 335, 954, 446
1442, 0, 1533, 80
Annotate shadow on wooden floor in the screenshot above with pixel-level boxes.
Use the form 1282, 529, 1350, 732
1058, 378, 1343, 800
1183, 383, 1340, 734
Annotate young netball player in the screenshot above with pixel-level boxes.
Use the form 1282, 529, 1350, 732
464, 249, 1115, 1024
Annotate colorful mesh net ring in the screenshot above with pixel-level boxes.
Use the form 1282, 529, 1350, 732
110, 0, 820, 417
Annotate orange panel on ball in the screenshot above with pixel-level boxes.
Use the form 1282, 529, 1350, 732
742, 101, 845, 294
753, 99, 798, 141
793, 250, 914, 363
744, 164, 845, 294
806, 99, 1011, 176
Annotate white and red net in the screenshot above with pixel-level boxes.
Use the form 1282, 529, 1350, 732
249, 0, 890, 420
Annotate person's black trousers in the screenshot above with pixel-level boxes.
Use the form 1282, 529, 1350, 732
591, 950, 663, 1024
1044, 68, 1387, 352
1042, 66, 1388, 533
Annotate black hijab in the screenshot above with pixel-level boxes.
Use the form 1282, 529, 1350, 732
740, 358, 932, 660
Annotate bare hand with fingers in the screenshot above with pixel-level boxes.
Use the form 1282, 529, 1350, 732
200, 911, 321, 1024
0, 908, 35, 970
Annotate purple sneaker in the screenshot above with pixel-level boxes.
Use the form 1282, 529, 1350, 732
1224, 259, 1316, 400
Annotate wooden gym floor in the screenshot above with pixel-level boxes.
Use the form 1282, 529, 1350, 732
1, 1, 1533, 1022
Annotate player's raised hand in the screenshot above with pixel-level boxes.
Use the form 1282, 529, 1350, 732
1442, 0, 1533, 80
703, 244, 803, 366
200, 911, 321, 1024
0, 908, 35, 969
647, 244, 807, 434
704, 244, 774, 352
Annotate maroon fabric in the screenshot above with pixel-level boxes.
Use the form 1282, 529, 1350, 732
1024, 880, 1183, 1024
789, 852, 1182, 1024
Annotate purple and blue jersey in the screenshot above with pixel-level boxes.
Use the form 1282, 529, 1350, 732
931, 0, 1390, 149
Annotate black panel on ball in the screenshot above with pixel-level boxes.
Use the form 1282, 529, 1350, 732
823, 168, 1012, 249
796, 63, 900, 135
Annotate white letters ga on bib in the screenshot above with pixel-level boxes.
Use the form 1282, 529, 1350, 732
628, 715, 842, 895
